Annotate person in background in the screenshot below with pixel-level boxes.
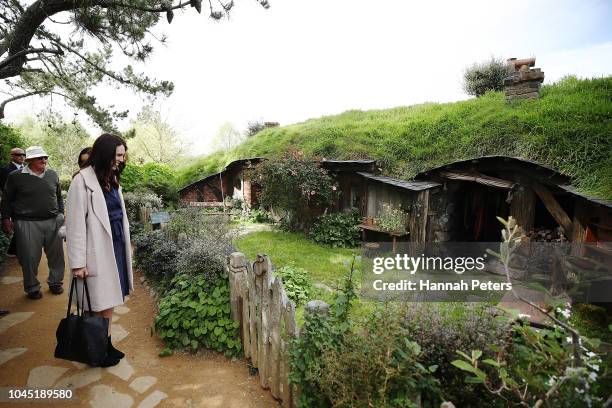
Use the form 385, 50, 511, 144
0, 146, 65, 299
0, 148, 26, 191
66, 134, 133, 367
1, 148, 26, 258
77, 147, 92, 169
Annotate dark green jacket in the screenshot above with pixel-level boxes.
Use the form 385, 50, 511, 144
0, 168, 64, 221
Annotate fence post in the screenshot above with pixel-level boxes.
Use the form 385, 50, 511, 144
227, 253, 247, 321
139, 207, 152, 231
253, 254, 273, 390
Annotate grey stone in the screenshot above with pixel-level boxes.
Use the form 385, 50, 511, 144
27, 366, 68, 388
305, 300, 330, 315
89, 384, 134, 408
0, 348, 27, 366
106, 358, 134, 381
137, 390, 167, 408
0, 312, 34, 334
129, 376, 157, 394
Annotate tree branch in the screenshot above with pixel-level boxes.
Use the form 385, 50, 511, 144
0, 90, 47, 118
0, 46, 63, 70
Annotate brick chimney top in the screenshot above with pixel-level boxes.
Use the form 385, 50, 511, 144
504, 57, 544, 101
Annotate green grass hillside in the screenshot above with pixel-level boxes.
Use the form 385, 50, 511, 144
177, 76, 612, 198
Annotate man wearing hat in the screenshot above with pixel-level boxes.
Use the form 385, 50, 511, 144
0, 146, 65, 299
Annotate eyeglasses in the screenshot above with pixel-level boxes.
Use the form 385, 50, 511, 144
33, 156, 48, 161
11, 153, 26, 157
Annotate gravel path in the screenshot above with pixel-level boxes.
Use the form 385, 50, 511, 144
0, 250, 278, 408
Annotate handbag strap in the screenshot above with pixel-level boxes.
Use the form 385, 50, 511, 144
66, 277, 77, 318
80, 278, 94, 316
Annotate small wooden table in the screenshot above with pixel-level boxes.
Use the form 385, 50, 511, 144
358, 224, 409, 253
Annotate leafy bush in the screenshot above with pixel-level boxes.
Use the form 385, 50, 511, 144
175, 238, 231, 287
309, 209, 361, 248
253, 153, 335, 231
123, 190, 163, 223
276, 264, 313, 306
319, 305, 441, 408
166, 208, 236, 244
403, 303, 509, 406
59, 176, 72, 192
133, 231, 180, 284
0, 123, 25, 166
155, 274, 242, 357
453, 313, 604, 407
463, 57, 510, 97
243, 208, 274, 223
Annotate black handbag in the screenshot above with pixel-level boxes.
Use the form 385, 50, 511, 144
54, 277, 109, 366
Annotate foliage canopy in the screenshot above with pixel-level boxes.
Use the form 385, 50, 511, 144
0, 0, 270, 130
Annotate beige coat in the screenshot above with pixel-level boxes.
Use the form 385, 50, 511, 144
66, 166, 133, 311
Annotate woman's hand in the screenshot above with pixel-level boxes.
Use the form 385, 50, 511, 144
73, 267, 89, 278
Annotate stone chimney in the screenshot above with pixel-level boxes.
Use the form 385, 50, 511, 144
504, 57, 545, 101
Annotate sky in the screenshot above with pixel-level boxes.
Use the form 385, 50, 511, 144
4, 0, 612, 156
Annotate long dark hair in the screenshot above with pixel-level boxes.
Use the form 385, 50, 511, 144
84, 133, 127, 191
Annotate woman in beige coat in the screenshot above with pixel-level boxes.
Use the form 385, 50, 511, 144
66, 133, 133, 367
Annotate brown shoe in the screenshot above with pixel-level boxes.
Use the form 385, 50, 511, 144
27, 291, 42, 300
50, 286, 64, 295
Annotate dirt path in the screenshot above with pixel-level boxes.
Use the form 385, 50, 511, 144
0, 251, 278, 408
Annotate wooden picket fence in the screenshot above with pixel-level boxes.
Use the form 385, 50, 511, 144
227, 252, 299, 408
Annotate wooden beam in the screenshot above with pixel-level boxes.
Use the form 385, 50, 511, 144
531, 182, 573, 236
510, 183, 536, 232
439, 170, 514, 189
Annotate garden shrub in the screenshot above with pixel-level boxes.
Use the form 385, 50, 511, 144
309, 209, 361, 248
453, 310, 604, 407
403, 303, 510, 406
59, 176, 72, 192
166, 208, 236, 244
175, 238, 229, 287
289, 260, 358, 408
0, 123, 25, 166
319, 305, 441, 408
133, 230, 180, 285
253, 153, 335, 231
123, 190, 163, 223
276, 264, 313, 306
155, 274, 242, 357
243, 208, 274, 223
463, 57, 511, 97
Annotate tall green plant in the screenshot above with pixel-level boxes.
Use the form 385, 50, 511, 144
253, 153, 335, 230
452, 217, 604, 406
289, 257, 359, 407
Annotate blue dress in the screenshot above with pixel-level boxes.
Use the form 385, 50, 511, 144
104, 187, 129, 298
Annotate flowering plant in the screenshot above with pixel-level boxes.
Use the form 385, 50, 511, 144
376, 203, 408, 233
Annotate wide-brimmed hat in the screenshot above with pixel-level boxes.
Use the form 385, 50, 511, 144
25, 146, 49, 160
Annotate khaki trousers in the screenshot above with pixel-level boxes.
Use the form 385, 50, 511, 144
14, 215, 65, 293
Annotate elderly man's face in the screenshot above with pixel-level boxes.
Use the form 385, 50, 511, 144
27, 156, 48, 174
10, 149, 25, 165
